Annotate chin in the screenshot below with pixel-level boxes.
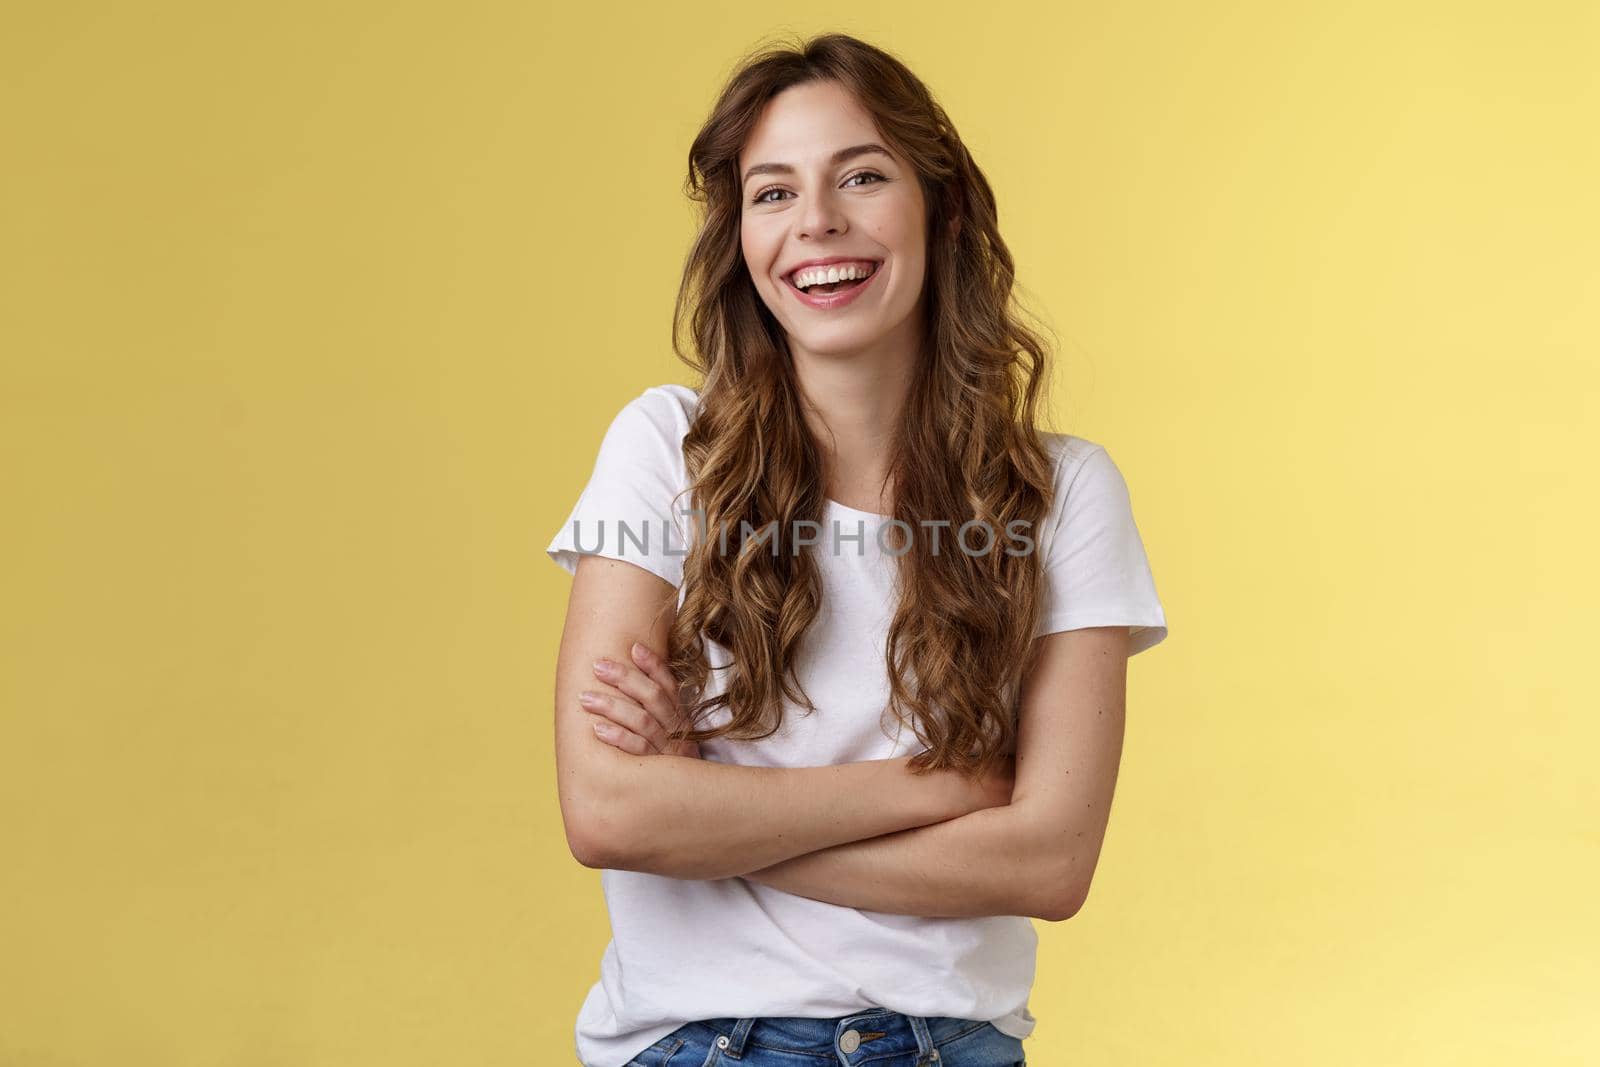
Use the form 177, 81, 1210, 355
791, 320, 889, 352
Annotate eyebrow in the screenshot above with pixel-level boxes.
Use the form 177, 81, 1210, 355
741, 143, 895, 187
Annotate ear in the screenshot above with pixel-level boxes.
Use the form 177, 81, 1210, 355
945, 187, 965, 241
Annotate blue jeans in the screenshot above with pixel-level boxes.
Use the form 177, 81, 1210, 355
622, 1008, 1026, 1066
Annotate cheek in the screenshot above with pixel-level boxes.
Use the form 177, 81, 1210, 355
868, 202, 923, 252
740, 228, 779, 286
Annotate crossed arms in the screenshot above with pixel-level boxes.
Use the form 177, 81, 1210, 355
552, 555, 1129, 923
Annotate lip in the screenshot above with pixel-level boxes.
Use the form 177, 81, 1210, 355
783, 254, 880, 277
783, 258, 883, 311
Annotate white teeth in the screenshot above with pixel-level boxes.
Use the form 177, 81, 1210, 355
791, 262, 876, 290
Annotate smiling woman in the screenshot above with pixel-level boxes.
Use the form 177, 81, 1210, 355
735, 84, 931, 360
544, 31, 1168, 1067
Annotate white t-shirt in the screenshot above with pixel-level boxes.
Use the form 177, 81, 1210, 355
546, 383, 1168, 1067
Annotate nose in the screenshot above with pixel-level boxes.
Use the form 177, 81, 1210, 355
797, 186, 847, 240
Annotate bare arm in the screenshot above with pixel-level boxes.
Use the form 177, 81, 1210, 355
590, 750, 987, 880
738, 626, 1131, 921
741, 803, 1040, 918
552, 555, 1007, 880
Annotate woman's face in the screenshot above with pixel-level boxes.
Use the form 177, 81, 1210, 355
738, 80, 928, 361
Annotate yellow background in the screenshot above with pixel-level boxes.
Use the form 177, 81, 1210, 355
2, 1, 1595, 1063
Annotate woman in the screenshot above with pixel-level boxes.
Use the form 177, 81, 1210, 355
546, 32, 1168, 1067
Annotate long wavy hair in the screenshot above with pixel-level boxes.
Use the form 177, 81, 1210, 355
662, 32, 1060, 781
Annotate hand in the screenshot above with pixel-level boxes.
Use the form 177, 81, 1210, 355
580, 641, 701, 758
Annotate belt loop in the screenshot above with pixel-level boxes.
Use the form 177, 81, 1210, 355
907, 1015, 936, 1064
721, 1017, 756, 1059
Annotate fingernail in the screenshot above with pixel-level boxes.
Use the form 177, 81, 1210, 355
579, 691, 600, 706
592, 659, 614, 676
592, 722, 611, 737
631, 643, 648, 661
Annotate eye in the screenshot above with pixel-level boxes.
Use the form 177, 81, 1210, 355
749, 170, 889, 205
845, 170, 887, 188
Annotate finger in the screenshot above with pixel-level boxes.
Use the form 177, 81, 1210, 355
592, 658, 674, 746
580, 691, 664, 754
591, 704, 695, 760
588, 714, 652, 756
628, 642, 695, 737
628, 642, 682, 703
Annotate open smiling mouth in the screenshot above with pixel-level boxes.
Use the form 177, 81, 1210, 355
784, 260, 882, 306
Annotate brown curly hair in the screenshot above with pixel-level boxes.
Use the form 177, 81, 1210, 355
662, 32, 1061, 783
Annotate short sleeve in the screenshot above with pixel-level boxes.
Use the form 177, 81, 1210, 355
544, 388, 693, 589
1034, 443, 1169, 655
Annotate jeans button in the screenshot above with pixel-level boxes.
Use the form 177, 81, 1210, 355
716, 1035, 730, 1050
839, 1029, 861, 1053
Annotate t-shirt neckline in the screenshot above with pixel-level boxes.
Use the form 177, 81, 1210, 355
825, 498, 890, 520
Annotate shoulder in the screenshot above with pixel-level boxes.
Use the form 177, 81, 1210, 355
1032, 430, 1142, 557
596, 382, 700, 462
624, 382, 701, 433
1037, 430, 1117, 502
1029, 429, 1167, 650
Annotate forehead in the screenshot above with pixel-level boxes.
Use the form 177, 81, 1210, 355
739, 81, 884, 166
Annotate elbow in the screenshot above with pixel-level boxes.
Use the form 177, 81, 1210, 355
1033, 857, 1093, 923
1038, 884, 1088, 923
1013, 819, 1093, 921
566, 824, 616, 870
562, 778, 638, 871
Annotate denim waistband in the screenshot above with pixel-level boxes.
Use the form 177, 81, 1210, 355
681, 1008, 995, 1061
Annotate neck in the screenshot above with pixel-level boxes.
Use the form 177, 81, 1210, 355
787, 311, 923, 506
